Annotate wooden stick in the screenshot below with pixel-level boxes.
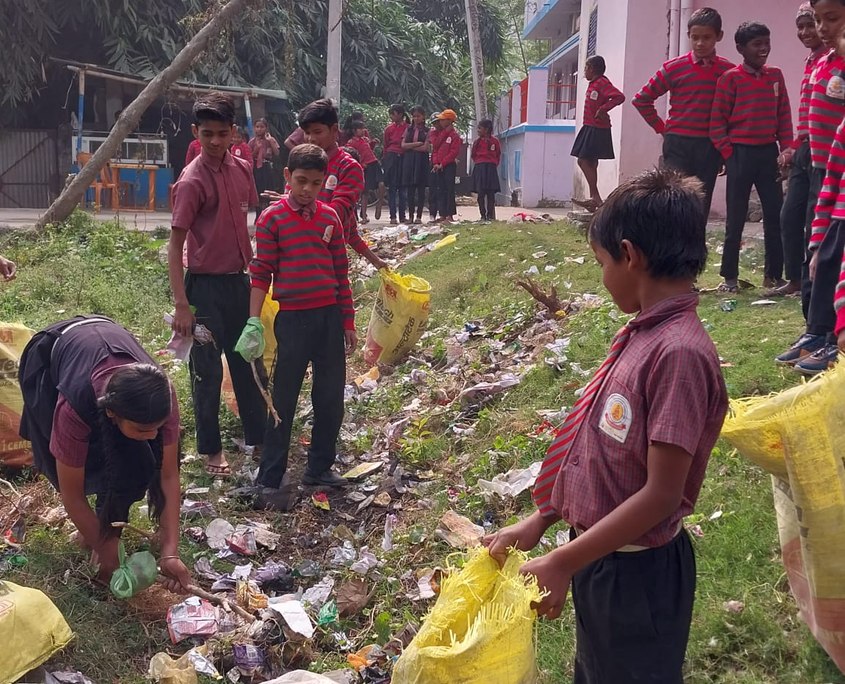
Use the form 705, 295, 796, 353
158, 574, 256, 623
252, 360, 281, 426
111, 522, 155, 539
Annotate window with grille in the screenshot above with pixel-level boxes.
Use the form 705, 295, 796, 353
587, 7, 598, 57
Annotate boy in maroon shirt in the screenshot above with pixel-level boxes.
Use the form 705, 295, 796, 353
710, 22, 793, 292
239, 143, 355, 500
633, 8, 733, 223
168, 93, 267, 477
485, 169, 728, 683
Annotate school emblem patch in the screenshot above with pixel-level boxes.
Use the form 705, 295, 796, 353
325, 174, 339, 191
773, 82, 779, 97
598, 393, 632, 444
322, 224, 334, 243
827, 75, 845, 100
590, 90, 599, 101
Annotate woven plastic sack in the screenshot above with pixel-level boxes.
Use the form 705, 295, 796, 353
392, 548, 542, 684
364, 270, 431, 366
721, 361, 845, 674
110, 542, 158, 599
0, 580, 74, 683
0, 322, 34, 467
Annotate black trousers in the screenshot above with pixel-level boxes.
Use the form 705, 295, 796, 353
428, 173, 440, 219
477, 191, 496, 221
722, 144, 784, 282
662, 134, 722, 222
256, 305, 346, 488
388, 185, 407, 221
806, 220, 845, 341
434, 163, 457, 218
571, 529, 695, 684
802, 167, 825, 320
185, 272, 267, 455
406, 185, 426, 220
781, 141, 814, 283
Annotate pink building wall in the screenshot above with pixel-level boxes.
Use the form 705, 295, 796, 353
574, 0, 810, 216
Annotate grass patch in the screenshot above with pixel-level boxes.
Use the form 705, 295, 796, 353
0, 214, 841, 682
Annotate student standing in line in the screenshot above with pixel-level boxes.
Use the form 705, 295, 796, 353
346, 121, 383, 225
709, 22, 793, 293
770, 3, 827, 298
633, 8, 733, 223
775, 0, 845, 370
426, 113, 443, 223
19, 316, 191, 592
241, 143, 356, 506
485, 169, 728, 684
571, 56, 625, 212
249, 118, 281, 218
383, 104, 410, 225
401, 105, 431, 226
230, 126, 254, 163
430, 109, 462, 223
471, 118, 501, 222
168, 93, 267, 477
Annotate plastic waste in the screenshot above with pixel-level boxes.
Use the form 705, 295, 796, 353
109, 543, 157, 599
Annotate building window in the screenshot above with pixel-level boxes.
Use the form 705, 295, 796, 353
587, 7, 598, 57
514, 150, 522, 183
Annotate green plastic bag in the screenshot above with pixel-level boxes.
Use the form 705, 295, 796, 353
235, 316, 265, 363
110, 542, 158, 599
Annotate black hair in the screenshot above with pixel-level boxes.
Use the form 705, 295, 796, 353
409, 105, 426, 117
287, 143, 328, 173
810, 0, 845, 5
589, 168, 707, 280
478, 118, 494, 132
735, 21, 771, 46
193, 92, 236, 126
585, 55, 607, 75
299, 99, 339, 128
688, 7, 723, 34
351, 110, 365, 121
342, 145, 361, 163
389, 103, 411, 124
351, 121, 366, 131
96, 364, 172, 538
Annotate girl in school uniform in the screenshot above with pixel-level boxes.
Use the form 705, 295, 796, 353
18, 316, 191, 592
249, 118, 280, 217
571, 55, 625, 212
401, 105, 431, 225
230, 126, 253, 163
383, 104, 410, 224
471, 119, 502, 222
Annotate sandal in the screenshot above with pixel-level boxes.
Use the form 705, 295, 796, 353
716, 282, 739, 294
205, 461, 232, 477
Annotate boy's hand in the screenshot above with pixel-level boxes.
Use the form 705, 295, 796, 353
235, 317, 265, 363
482, 512, 547, 567
0, 255, 16, 281
520, 552, 573, 620
839, 329, 845, 353
345, 330, 358, 355
261, 190, 283, 202
778, 148, 794, 172
809, 251, 819, 281
171, 303, 195, 339
370, 255, 389, 271
159, 556, 192, 594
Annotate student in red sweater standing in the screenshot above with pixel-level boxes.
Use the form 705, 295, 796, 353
346, 121, 383, 225
710, 22, 793, 293
771, 3, 827, 298
240, 143, 355, 500
471, 118, 501, 222
633, 8, 733, 224
776, 0, 845, 369
383, 104, 410, 225
571, 56, 625, 212
230, 126, 253, 164
431, 109, 462, 223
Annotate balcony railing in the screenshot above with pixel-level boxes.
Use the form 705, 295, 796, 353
546, 82, 577, 120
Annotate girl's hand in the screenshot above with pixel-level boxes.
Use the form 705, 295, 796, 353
93, 536, 121, 583
483, 513, 547, 567
159, 556, 192, 594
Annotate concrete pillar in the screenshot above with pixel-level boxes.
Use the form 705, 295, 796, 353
526, 66, 549, 125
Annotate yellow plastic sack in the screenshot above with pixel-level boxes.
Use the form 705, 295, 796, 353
721, 361, 845, 674
392, 548, 542, 684
364, 270, 431, 366
0, 581, 74, 683
0, 322, 34, 467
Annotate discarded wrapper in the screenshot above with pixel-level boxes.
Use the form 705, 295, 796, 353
477, 462, 542, 498
233, 643, 267, 677
163, 312, 215, 361
166, 597, 219, 643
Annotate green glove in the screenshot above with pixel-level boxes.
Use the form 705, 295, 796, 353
235, 316, 265, 363
110, 542, 157, 599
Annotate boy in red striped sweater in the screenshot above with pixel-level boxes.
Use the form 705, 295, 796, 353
776, 0, 845, 369
633, 8, 733, 223
571, 55, 625, 212
241, 143, 356, 501
710, 21, 793, 293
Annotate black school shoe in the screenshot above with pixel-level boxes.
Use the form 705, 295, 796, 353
302, 469, 349, 487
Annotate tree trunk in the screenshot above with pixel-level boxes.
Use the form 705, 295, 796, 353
36, 0, 254, 231
464, 0, 488, 122
325, 0, 342, 103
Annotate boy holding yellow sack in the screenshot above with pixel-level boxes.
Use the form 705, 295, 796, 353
485, 169, 728, 683
237, 144, 356, 509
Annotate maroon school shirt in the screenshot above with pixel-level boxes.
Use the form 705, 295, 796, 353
50, 356, 180, 468
550, 294, 728, 547
383, 122, 409, 154
171, 150, 257, 274
471, 136, 501, 165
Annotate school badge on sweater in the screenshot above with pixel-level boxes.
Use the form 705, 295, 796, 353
598, 393, 632, 443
